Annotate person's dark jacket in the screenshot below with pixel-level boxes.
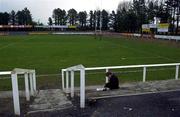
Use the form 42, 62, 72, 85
104, 74, 119, 89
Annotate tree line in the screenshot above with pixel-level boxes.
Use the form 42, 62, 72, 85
49, 0, 179, 34
0, 8, 34, 25
0, 0, 179, 34
48, 8, 110, 30
115, 0, 179, 34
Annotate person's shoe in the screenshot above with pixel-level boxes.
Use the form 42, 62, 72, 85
96, 88, 104, 91
103, 88, 108, 91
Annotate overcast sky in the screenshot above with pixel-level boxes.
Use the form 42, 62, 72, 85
0, 0, 126, 24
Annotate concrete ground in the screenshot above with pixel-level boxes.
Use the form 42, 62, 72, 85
27, 90, 180, 117
86, 79, 180, 99
28, 79, 180, 117
28, 89, 72, 114
1, 79, 180, 117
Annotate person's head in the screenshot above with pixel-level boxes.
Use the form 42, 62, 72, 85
106, 71, 112, 77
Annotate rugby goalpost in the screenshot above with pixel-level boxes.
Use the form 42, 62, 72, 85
61, 63, 180, 108
0, 68, 36, 115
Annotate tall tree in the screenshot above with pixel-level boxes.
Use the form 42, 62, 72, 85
89, 10, 94, 30
23, 7, 32, 25
16, 10, 24, 25
96, 10, 101, 30
78, 11, 87, 28
0, 13, 3, 25
101, 9, 109, 30
68, 8, 77, 25
52, 8, 67, 25
2, 12, 10, 25
175, 0, 179, 34
109, 10, 117, 31
16, 8, 32, 25
48, 17, 53, 25
117, 1, 133, 32
147, 1, 156, 23
52, 9, 58, 25
93, 11, 97, 30
61, 10, 67, 25
10, 10, 16, 25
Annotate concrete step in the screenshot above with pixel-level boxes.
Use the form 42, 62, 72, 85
85, 80, 180, 99
27, 89, 72, 114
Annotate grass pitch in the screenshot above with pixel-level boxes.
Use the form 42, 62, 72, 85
0, 35, 180, 90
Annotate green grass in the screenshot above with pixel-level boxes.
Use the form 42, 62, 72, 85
0, 35, 180, 90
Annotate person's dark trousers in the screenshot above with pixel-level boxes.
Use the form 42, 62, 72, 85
104, 83, 119, 90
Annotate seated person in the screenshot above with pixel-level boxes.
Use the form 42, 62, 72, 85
104, 71, 119, 90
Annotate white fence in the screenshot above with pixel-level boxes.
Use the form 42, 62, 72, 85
121, 33, 180, 41
133, 33, 180, 41
0, 68, 36, 115
155, 35, 180, 41
62, 65, 85, 108
61, 63, 180, 108
52, 32, 94, 35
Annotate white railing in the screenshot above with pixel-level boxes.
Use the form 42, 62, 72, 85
61, 63, 180, 108
155, 35, 180, 41
0, 68, 36, 115
62, 65, 85, 108
0, 71, 11, 75
121, 33, 180, 41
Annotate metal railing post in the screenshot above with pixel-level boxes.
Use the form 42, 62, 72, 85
11, 73, 20, 115
61, 70, 65, 91
66, 71, 69, 93
80, 69, 85, 108
175, 65, 179, 80
33, 72, 36, 91
71, 71, 74, 98
143, 67, 147, 82
105, 69, 109, 83
24, 73, 30, 101
29, 73, 34, 96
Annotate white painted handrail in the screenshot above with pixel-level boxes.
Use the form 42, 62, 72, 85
62, 63, 180, 71
0, 68, 36, 116
155, 35, 180, 41
85, 63, 180, 71
62, 65, 85, 108
0, 71, 11, 75
61, 63, 180, 109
